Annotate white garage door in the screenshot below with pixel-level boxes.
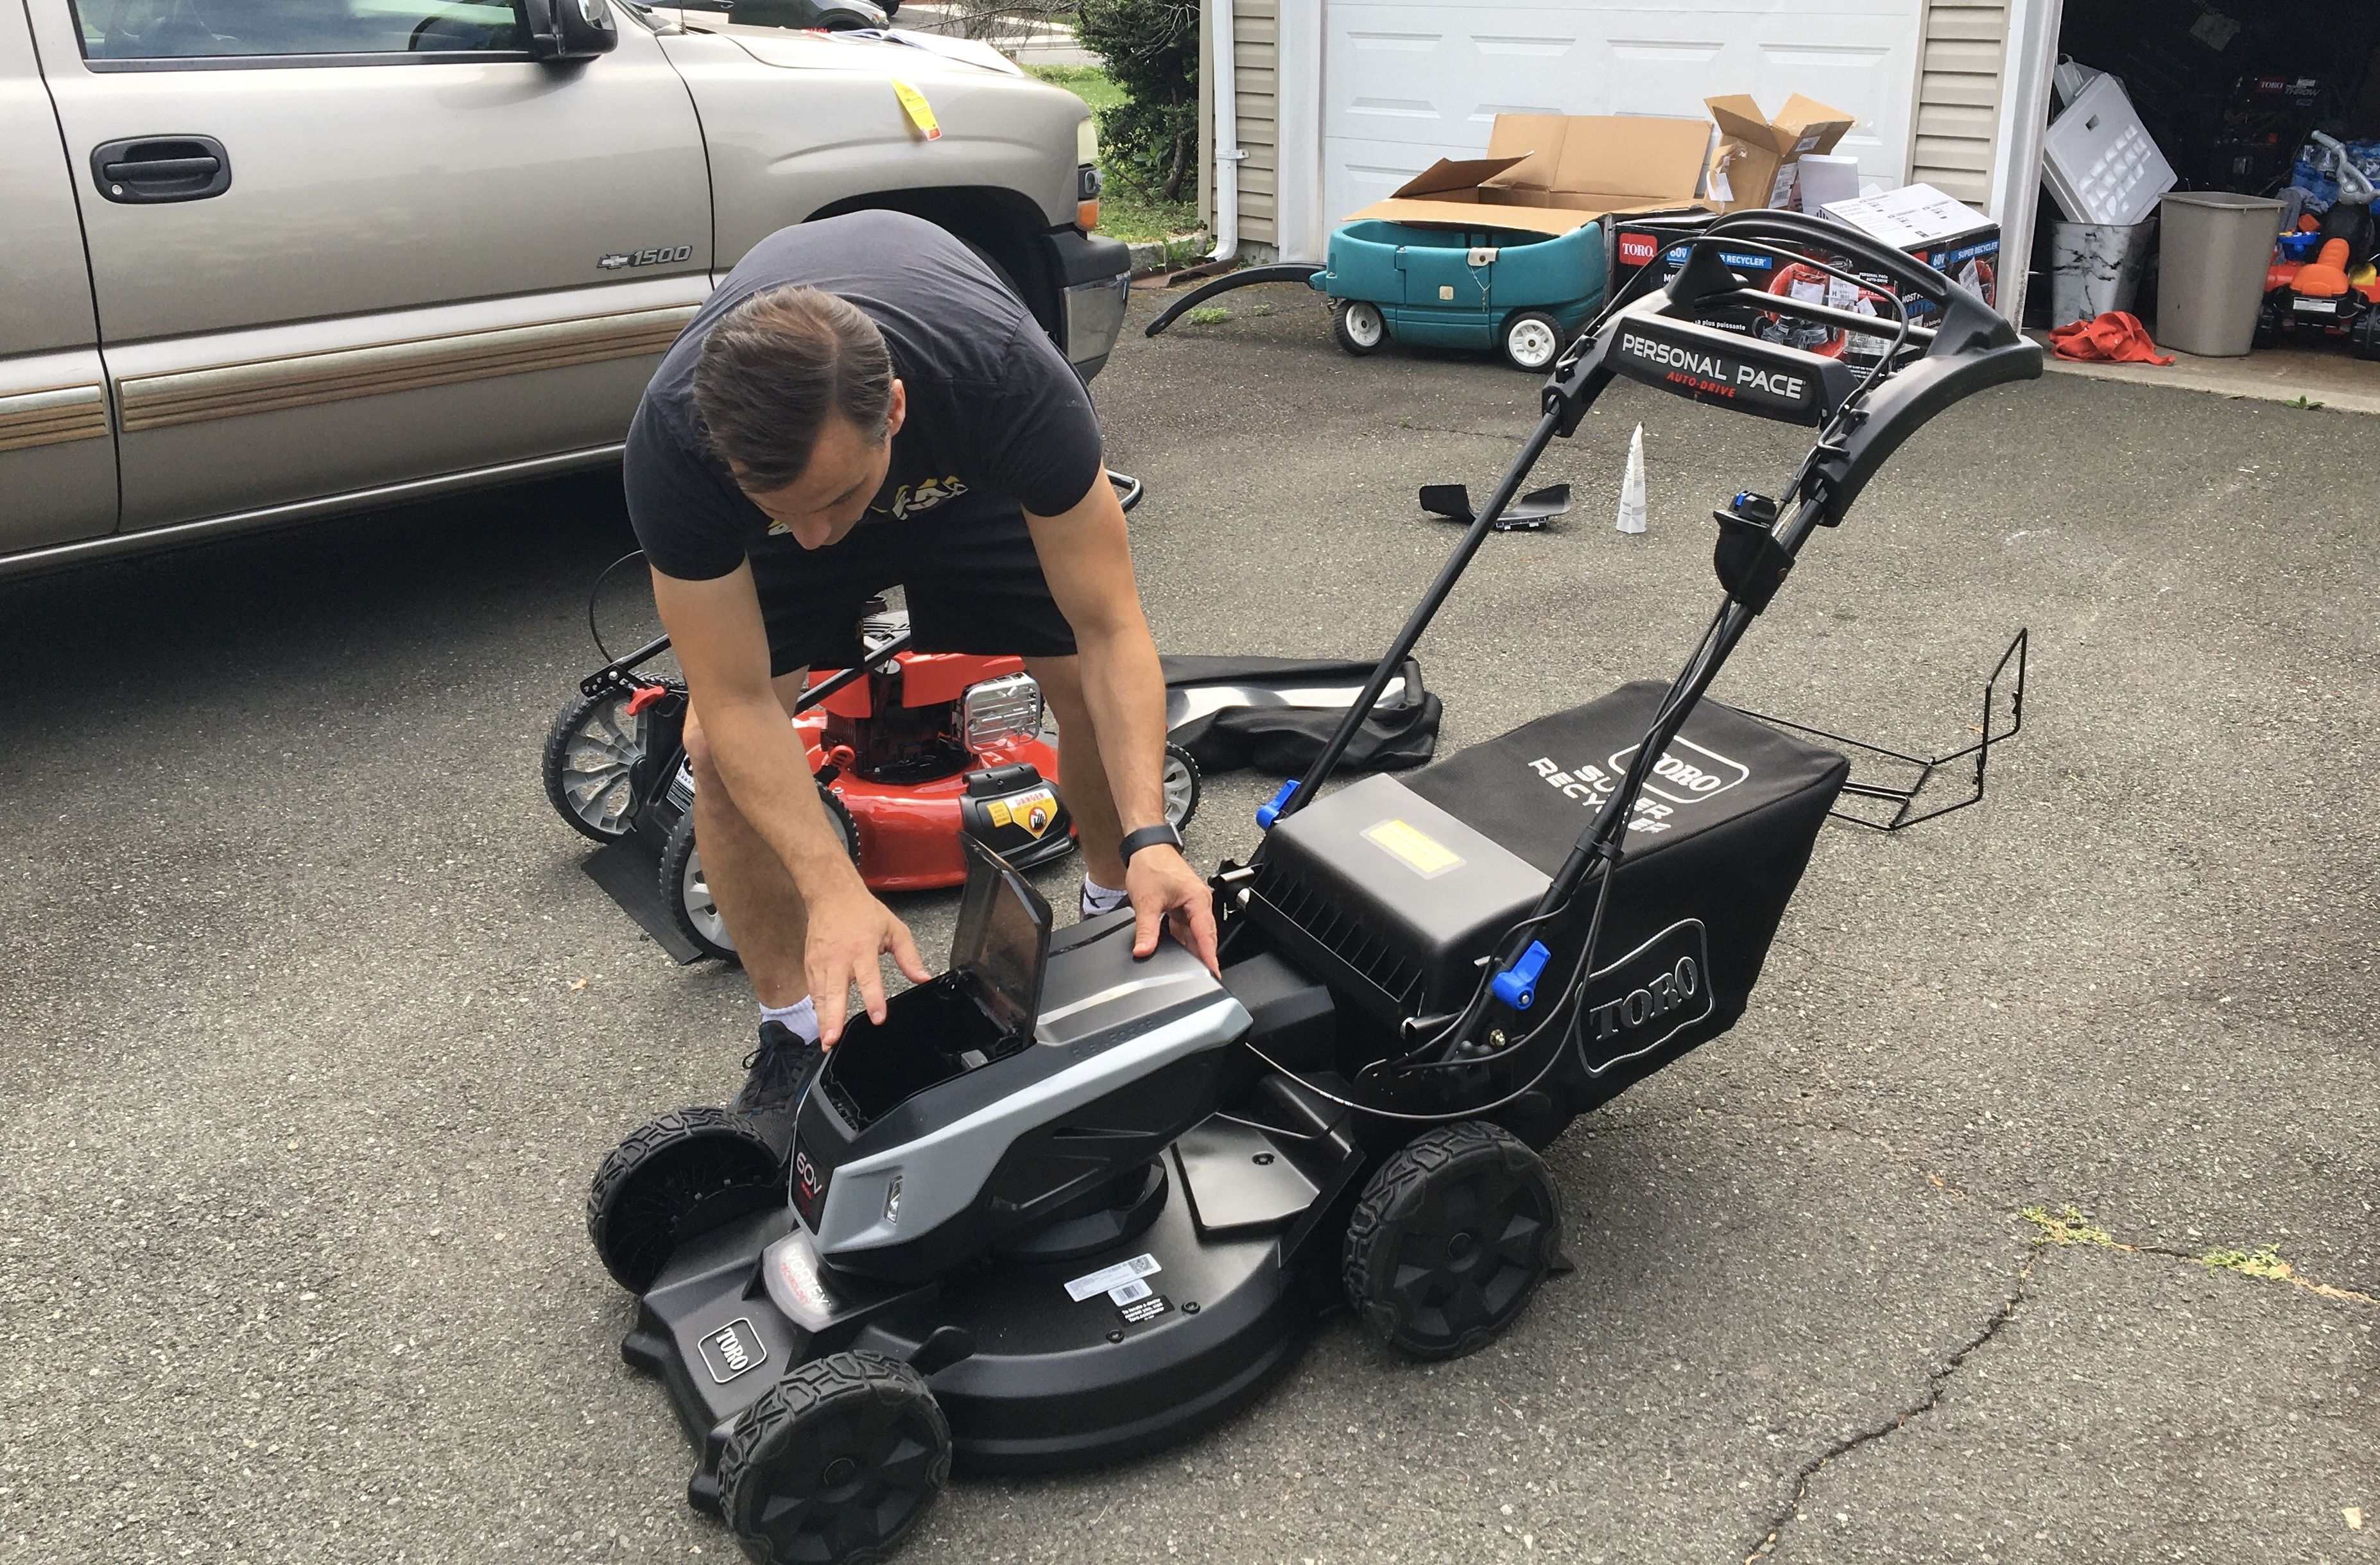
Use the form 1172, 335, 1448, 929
1323, 0, 1924, 231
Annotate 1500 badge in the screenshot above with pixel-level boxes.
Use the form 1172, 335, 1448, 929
598, 244, 694, 271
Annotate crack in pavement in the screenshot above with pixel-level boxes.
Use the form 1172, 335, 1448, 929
1741, 1245, 2042, 1564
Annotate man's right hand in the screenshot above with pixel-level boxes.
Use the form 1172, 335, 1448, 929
804, 876, 932, 1048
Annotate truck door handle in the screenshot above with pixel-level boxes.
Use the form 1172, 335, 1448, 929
91, 136, 232, 203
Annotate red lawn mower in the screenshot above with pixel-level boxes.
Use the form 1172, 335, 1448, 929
543, 476, 1203, 961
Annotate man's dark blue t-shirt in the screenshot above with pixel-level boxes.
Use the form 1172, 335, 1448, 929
624, 211, 1105, 583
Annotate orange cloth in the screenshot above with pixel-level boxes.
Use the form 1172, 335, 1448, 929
2048, 311, 2175, 365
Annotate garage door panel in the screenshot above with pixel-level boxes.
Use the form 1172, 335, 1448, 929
1325, 1, 1919, 228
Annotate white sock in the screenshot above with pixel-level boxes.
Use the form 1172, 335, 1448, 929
759, 996, 820, 1045
1081, 876, 1128, 916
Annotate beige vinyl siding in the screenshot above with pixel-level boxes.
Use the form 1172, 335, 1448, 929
1233, 0, 1278, 245
1911, 0, 2009, 203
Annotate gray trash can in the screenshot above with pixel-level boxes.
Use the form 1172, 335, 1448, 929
2048, 218, 2156, 323
2156, 191, 2285, 357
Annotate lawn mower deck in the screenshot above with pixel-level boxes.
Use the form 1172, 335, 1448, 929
587, 210, 2042, 1565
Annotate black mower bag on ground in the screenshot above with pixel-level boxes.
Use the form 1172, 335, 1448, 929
1162, 655, 1441, 773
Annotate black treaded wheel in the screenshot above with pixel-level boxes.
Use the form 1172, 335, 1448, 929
1342, 1120, 1563, 1360
720, 1351, 953, 1565
1161, 742, 1202, 832
2352, 307, 2380, 361
543, 684, 673, 842
662, 783, 858, 962
586, 1106, 783, 1293
1332, 298, 1386, 355
2252, 293, 2286, 350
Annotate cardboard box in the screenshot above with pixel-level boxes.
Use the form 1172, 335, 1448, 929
1346, 114, 1713, 235
1704, 93, 1857, 213
1607, 192, 2001, 367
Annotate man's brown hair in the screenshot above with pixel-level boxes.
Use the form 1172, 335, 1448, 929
691, 286, 895, 491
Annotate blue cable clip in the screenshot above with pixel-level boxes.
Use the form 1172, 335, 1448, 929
1256, 778, 1299, 829
1490, 941, 1551, 1010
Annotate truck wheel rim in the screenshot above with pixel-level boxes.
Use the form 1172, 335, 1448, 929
1345, 302, 1384, 346
562, 696, 644, 834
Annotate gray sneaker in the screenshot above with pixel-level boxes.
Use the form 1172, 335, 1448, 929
729, 1020, 822, 1152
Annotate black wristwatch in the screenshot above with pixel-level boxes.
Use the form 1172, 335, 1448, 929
1118, 822, 1184, 864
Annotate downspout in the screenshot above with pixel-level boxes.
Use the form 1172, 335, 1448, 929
1209, 0, 1241, 262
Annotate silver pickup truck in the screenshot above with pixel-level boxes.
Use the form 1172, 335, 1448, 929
1, 0, 1128, 578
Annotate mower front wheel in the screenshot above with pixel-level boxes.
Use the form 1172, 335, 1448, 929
1162, 742, 1202, 832
661, 785, 858, 962
720, 1351, 953, 1565
1501, 310, 1565, 372
1332, 299, 1386, 356
586, 1106, 783, 1293
1343, 1120, 1564, 1360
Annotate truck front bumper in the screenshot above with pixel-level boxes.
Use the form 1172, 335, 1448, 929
1045, 226, 1132, 380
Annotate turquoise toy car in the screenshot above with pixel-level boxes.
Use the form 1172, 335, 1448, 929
1146, 219, 1609, 372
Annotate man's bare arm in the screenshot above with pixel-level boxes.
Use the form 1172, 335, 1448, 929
649, 563, 927, 1039
1025, 481, 1220, 971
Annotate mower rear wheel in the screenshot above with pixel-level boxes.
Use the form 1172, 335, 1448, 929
1332, 299, 1386, 355
662, 785, 858, 962
1162, 742, 1202, 832
586, 1106, 783, 1293
544, 685, 672, 842
1343, 1120, 1563, 1360
1501, 310, 1565, 372
720, 1351, 952, 1565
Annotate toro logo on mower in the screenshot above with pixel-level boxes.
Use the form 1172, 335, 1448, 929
1576, 919, 1716, 1075
1606, 737, 1748, 805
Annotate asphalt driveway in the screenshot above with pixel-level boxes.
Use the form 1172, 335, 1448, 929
2, 289, 2373, 1564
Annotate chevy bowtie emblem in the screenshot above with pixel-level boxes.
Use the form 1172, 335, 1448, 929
598, 253, 631, 271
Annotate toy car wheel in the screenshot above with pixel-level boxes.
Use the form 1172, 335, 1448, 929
2253, 295, 2286, 350
1501, 311, 1564, 373
1332, 299, 1386, 355
2352, 310, 2380, 361
543, 685, 671, 842
720, 1352, 953, 1565
585, 1106, 783, 1293
662, 787, 858, 962
1343, 1120, 1564, 1360
1162, 742, 1202, 831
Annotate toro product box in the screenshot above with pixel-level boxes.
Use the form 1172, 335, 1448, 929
1608, 185, 2001, 367
1346, 113, 1713, 236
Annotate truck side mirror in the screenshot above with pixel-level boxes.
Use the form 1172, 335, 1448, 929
524, 0, 619, 60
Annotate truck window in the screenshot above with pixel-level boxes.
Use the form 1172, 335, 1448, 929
70, 0, 529, 58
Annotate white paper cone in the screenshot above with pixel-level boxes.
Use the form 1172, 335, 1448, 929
1616, 423, 1648, 534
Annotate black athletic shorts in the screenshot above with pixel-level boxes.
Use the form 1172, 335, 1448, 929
749, 508, 1077, 676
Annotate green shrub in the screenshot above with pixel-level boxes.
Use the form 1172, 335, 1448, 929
1074, 0, 1198, 201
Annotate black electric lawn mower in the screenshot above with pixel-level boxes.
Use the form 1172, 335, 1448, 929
585, 210, 2041, 1565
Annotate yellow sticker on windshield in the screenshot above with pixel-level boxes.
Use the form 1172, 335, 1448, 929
892, 80, 942, 141
1363, 818, 1464, 878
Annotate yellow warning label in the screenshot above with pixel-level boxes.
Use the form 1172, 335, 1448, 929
1013, 789, 1056, 839
1363, 817, 1464, 878
892, 80, 942, 141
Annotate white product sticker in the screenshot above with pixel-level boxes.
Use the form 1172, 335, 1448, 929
1768, 162, 1799, 209
1065, 1253, 1160, 1303
1707, 166, 1734, 205
1108, 1278, 1153, 1305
